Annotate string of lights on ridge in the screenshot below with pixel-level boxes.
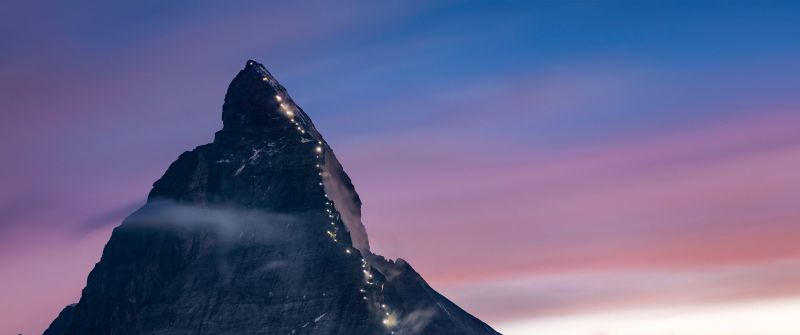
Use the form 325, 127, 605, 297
251, 61, 398, 334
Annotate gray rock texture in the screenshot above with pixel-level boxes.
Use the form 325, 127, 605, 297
45, 61, 501, 335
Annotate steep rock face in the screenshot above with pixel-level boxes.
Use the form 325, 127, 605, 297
46, 61, 501, 335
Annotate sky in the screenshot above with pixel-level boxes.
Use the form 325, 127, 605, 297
1, 1, 799, 334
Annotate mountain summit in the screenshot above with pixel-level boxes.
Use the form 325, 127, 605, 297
44, 60, 501, 335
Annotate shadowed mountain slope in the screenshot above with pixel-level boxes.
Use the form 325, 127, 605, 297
45, 61, 501, 335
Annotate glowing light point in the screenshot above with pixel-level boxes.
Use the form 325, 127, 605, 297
275, 95, 283, 101
315, 146, 323, 153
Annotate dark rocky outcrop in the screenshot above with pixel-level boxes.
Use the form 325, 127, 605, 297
43, 304, 75, 335
46, 60, 501, 335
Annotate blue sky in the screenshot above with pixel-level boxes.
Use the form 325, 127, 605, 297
1, 1, 800, 334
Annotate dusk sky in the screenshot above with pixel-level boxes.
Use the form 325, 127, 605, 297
2, 1, 800, 334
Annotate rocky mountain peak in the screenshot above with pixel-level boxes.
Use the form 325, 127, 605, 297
218, 60, 319, 144
44, 60, 501, 335
213, 60, 370, 254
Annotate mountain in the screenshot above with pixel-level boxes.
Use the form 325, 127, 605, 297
44, 60, 501, 335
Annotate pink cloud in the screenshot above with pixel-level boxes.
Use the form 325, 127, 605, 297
440, 259, 800, 322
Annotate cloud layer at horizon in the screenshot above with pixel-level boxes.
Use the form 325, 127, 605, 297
1, 1, 799, 334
